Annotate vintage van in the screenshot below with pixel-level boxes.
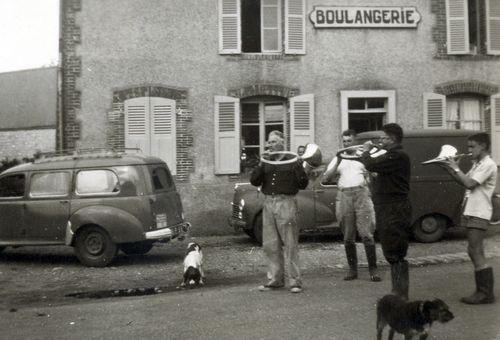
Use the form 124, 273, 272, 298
0, 150, 190, 266
229, 129, 499, 244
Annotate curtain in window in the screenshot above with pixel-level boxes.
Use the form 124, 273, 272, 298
461, 99, 481, 130
446, 100, 459, 129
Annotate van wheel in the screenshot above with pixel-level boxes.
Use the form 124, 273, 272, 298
253, 213, 263, 246
75, 226, 118, 267
120, 241, 154, 255
413, 215, 447, 243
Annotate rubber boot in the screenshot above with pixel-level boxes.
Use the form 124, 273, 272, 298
461, 267, 495, 304
364, 244, 381, 282
391, 260, 409, 299
343, 242, 358, 281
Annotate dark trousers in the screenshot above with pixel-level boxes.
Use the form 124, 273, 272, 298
375, 200, 412, 264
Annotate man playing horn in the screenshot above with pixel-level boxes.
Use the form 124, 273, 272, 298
322, 129, 381, 282
250, 130, 309, 293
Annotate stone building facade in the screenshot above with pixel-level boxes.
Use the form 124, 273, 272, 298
60, 0, 500, 234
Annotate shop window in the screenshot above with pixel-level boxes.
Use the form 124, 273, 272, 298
340, 91, 396, 133
219, 0, 306, 55
214, 94, 314, 174
445, 0, 500, 55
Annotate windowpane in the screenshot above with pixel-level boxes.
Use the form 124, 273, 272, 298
349, 113, 384, 133
0, 174, 25, 198
348, 98, 365, 110
242, 103, 259, 123
264, 103, 284, 122
367, 98, 385, 109
242, 125, 260, 145
151, 166, 174, 191
263, 7, 278, 27
30, 172, 70, 197
263, 29, 279, 51
265, 124, 284, 139
241, 0, 261, 52
76, 170, 119, 195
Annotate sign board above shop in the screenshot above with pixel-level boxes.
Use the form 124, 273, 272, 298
309, 6, 421, 28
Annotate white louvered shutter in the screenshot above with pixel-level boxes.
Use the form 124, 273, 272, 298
445, 0, 469, 54
290, 94, 314, 152
125, 97, 150, 155
486, 0, 500, 55
491, 94, 500, 164
214, 96, 240, 174
150, 97, 176, 174
219, 0, 241, 54
423, 93, 446, 129
285, 0, 305, 54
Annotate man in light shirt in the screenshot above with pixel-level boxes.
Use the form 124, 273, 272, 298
323, 130, 381, 282
440, 132, 497, 304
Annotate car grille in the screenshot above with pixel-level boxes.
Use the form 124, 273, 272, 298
232, 203, 240, 219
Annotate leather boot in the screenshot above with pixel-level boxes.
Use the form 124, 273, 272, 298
461, 267, 495, 304
391, 260, 409, 299
364, 244, 381, 282
344, 242, 358, 280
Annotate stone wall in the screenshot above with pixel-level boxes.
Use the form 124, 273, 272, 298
0, 129, 56, 160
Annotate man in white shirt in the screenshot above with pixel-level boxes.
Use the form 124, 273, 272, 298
440, 132, 497, 304
322, 130, 380, 282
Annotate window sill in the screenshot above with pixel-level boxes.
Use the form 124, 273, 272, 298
224, 53, 301, 61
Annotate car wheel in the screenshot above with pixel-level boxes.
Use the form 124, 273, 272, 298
253, 213, 263, 246
413, 215, 447, 243
74, 226, 118, 267
120, 241, 154, 255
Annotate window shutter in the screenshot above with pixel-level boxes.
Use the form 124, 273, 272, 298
150, 97, 176, 175
491, 93, 500, 164
423, 93, 446, 129
214, 96, 240, 174
486, 0, 500, 55
125, 97, 150, 155
445, 0, 469, 54
218, 0, 241, 54
285, 0, 305, 54
290, 94, 314, 152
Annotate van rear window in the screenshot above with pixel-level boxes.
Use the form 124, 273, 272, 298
151, 166, 174, 191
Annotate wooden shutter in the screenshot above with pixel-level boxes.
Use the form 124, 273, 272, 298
486, 0, 500, 55
423, 93, 446, 129
491, 93, 500, 164
150, 97, 176, 174
285, 0, 305, 54
219, 0, 241, 54
290, 94, 314, 152
445, 0, 469, 54
214, 96, 240, 174
125, 97, 150, 155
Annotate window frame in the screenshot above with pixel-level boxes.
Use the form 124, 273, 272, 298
260, 0, 282, 53
446, 96, 484, 130
29, 171, 72, 199
75, 169, 121, 197
340, 90, 396, 133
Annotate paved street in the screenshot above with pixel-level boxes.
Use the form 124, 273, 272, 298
1, 229, 500, 339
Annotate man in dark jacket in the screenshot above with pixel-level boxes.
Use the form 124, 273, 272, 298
358, 123, 412, 299
250, 130, 309, 293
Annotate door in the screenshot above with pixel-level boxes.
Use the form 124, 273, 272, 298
24, 171, 71, 243
313, 176, 337, 225
0, 173, 26, 242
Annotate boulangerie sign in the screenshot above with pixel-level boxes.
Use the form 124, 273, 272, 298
309, 6, 421, 28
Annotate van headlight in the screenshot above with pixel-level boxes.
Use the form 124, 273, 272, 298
238, 199, 245, 219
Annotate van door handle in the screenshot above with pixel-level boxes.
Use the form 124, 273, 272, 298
59, 200, 69, 204
316, 190, 325, 193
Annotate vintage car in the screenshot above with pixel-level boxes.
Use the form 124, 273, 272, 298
0, 150, 190, 266
229, 129, 500, 245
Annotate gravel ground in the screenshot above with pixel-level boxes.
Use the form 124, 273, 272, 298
1, 228, 499, 310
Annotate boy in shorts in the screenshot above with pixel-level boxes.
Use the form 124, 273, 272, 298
440, 132, 497, 304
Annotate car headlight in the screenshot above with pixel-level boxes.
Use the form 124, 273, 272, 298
240, 198, 245, 207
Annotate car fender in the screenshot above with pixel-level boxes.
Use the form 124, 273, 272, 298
68, 205, 146, 245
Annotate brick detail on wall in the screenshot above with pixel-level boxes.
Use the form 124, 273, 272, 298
228, 84, 299, 98
106, 86, 194, 182
434, 80, 499, 96
431, 0, 499, 60
60, 0, 82, 150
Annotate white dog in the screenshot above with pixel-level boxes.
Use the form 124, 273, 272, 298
181, 242, 205, 287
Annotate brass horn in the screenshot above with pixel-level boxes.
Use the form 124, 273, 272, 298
336, 143, 386, 160
422, 144, 471, 165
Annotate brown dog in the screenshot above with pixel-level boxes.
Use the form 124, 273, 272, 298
376, 294, 454, 340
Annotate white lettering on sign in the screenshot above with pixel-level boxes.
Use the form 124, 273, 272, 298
309, 6, 421, 28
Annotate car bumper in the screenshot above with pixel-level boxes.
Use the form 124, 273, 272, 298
145, 222, 191, 240
228, 216, 247, 231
